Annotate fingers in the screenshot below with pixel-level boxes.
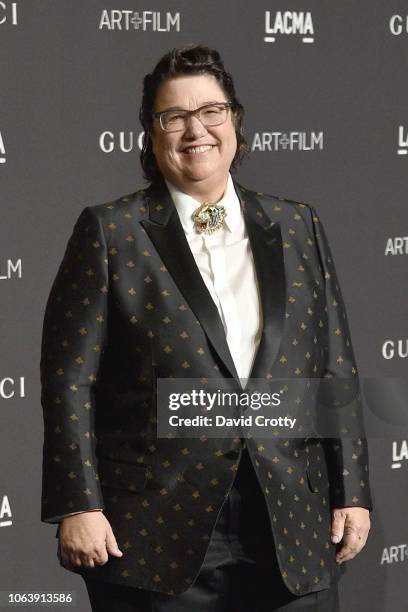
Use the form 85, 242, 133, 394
331, 508, 346, 545
332, 507, 371, 565
105, 525, 123, 558
335, 523, 367, 564
57, 512, 117, 572
58, 540, 110, 571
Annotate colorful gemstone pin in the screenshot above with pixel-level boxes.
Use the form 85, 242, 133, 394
192, 203, 227, 234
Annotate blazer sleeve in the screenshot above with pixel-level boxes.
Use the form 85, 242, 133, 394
309, 205, 373, 511
40, 206, 108, 523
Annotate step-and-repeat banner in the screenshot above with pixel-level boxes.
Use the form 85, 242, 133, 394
1, 1, 408, 610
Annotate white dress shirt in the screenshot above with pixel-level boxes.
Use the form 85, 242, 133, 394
164, 172, 263, 386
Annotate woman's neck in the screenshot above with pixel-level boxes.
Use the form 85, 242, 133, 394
164, 174, 229, 204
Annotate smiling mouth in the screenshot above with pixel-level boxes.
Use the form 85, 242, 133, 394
182, 145, 217, 155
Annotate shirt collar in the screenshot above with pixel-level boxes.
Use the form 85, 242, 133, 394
163, 172, 242, 235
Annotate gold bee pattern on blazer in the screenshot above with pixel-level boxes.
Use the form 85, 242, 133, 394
40, 177, 372, 597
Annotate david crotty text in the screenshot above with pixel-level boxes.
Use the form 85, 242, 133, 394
168, 415, 297, 429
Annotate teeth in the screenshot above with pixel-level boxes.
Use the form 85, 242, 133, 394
184, 145, 214, 154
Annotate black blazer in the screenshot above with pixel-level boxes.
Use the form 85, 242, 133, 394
40, 176, 372, 596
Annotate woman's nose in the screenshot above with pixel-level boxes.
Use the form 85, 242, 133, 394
183, 114, 209, 138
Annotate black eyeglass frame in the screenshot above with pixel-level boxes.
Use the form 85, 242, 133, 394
152, 102, 233, 132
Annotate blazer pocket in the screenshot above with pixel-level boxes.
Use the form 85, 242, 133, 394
305, 463, 330, 495
306, 467, 319, 493
97, 458, 148, 493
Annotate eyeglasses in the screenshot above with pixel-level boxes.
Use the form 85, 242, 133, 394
153, 102, 233, 132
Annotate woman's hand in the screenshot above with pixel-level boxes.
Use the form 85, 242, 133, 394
57, 511, 123, 571
331, 506, 371, 564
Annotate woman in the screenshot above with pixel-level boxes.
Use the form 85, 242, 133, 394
40, 44, 372, 611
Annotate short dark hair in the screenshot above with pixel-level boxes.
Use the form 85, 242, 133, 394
139, 44, 250, 184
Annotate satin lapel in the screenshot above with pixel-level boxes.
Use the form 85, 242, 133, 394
140, 179, 240, 381
232, 180, 286, 380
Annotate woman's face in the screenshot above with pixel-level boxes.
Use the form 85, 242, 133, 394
150, 74, 238, 190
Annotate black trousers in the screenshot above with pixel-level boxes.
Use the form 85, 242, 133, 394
83, 448, 340, 611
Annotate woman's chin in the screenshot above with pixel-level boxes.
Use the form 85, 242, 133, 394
183, 162, 219, 180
